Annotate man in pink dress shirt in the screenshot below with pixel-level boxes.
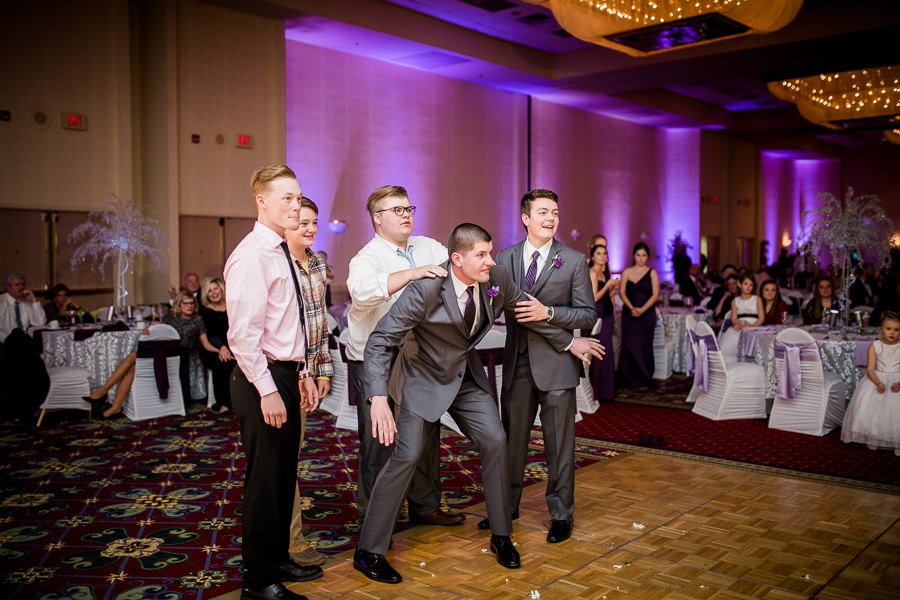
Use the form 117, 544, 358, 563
225, 165, 322, 600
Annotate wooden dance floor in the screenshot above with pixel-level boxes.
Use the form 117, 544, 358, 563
214, 453, 900, 600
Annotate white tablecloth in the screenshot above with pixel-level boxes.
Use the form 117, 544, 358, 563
41, 328, 142, 389
657, 308, 715, 373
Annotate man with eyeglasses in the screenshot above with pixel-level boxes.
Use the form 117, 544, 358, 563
346, 185, 462, 530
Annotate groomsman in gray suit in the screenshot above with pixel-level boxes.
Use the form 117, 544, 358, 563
480, 189, 598, 544
353, 223, 604, 584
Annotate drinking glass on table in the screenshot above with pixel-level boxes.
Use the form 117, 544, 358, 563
780, 310, 788, 326
684, 296, 693, 309
76, 309, 85, 324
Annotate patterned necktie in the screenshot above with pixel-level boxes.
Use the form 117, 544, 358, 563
397, 246, 416, 269
463, 286, 476, 334
14, 300, 24, 331
525, 250, 540, 289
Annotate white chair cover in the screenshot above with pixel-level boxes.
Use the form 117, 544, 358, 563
332, 345, 359, 431
691, 321, 766, 421
124, 324, 185, 421
684, 315, 700, 404
38, 367, 93, 424
717, 309, 740, 364
768, 327, 846, 436
652, 310, 674, 380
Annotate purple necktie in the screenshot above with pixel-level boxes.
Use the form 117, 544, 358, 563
464, 286, 476, 334
525, 250, 540, 289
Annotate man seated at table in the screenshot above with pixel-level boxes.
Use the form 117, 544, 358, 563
0, 272, 46, 350
679, 264, 707, 304
167, 272, 202, 306
849, 263, 880, 308
43, 283, 95, 324
779, 266, 808, 290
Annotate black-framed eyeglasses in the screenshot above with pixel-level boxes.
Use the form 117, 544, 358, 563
374, 205, 416, 217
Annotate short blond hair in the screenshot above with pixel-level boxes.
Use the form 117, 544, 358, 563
172, 291, 197, 319
251, 165, 297, 198
200, 277, 226, 307
366, 185, 408, 224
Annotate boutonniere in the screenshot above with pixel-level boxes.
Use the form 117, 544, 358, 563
548, 252, 564, 270
486, 285, 505, 305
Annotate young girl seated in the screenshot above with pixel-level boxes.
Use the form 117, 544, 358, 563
718, 273, 764, 362
841, 311, 900, 456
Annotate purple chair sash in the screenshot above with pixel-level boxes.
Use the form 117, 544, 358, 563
720, 317, 733, 335
692, 334, 718, 392
685, 329, 698, 374
477, 347, 505, 402
136, 339, 181, 399
774, 340, 821, 400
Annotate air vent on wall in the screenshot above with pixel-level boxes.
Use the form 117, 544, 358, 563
215, 133, 227, 149
31, 107, 51, 130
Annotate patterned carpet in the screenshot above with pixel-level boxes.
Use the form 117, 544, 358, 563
0, 407, 621, 600
612, 374, 694, 409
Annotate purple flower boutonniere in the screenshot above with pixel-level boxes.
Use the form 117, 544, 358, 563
486, 285, 505, 305
548, 252, 564, 270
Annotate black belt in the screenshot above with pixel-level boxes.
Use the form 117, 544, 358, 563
267, 356, 306, 372
736, 313, 757, 319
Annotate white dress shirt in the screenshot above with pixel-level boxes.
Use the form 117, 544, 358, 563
225, 221, 308, 397
0, 292, 46, 343
523, 238, 553, 279
346, 234, 449, 361
450, 268, 481, 336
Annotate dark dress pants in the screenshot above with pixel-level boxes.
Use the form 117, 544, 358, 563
231, 364, 304, 590
177, 348, 192, 409
501, 352, 576, 521
200, 349, 235, 410
349, 360, 441, 522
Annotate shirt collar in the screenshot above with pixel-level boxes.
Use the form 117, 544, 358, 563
450, 267, 477, 299
524, 237, 553, 261
254, 221, 287, 248
373, 233, 413, 255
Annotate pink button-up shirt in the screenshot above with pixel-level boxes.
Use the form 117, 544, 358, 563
225, 221, 308, 397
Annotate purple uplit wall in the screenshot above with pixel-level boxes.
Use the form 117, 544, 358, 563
285, 41, 527, 282
658, 129, 701, 281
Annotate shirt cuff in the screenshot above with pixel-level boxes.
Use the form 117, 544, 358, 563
252, 373, 278, 398
564, 337, 574, 352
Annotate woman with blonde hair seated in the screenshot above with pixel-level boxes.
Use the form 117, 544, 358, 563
199, 277, 236, 413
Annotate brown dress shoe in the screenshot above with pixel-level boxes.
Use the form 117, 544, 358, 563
289, 547, 326, 567
409, 509, 466, 526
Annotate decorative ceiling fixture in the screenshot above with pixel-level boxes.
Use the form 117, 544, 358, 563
522, 0, 803, 55
768, 65, 900, 132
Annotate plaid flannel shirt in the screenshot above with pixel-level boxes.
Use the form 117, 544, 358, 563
295, 249, 334, 378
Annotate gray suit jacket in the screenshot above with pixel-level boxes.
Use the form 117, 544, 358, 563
363, 261, 572, 422
497, 239, 597, 392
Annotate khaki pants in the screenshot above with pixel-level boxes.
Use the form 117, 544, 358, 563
288, 408, 308, 553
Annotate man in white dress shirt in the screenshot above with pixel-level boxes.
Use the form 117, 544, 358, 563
0, 273, 46, 347
346, 185, 462, 528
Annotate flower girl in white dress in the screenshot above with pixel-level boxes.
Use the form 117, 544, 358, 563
841, 311, 900, 456
719, 274, 764, 363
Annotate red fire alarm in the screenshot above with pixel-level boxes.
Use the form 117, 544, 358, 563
191, 134, 200, 143
61, 112, 86, 131
234, 133, 254, 149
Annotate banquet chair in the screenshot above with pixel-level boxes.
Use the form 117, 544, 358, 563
123, 324, 185, 421
333, 341, 359, 431
684, 315, 700, 404
717, 310, 739, 364
652, 309, 674, 380
691, 321, 766, 420
668, 292, 685, 307
768, 327, 846, 436
37, 367, 93, 426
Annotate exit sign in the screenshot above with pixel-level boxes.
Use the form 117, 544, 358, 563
61, 112, 86, 131
234, 133, 254, 149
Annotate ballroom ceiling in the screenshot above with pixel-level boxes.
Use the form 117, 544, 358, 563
206, 0, 900, 150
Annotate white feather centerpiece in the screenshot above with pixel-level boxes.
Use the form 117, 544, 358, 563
68, 197, 171, 315
798, 188, 893, 328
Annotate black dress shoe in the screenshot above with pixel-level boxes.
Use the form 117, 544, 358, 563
546, 519, 573, 543
477, 511, 519, 530
240, 582, 308, 600
490, 535, 521, 569
278, 561, 323, 582
353, 548, 402, 584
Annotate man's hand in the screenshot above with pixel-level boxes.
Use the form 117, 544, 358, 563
260, 392, 288, 428
300, 377, 319, 412
515, 294, 549, 323
317, 378, 331, 399
167, 285, 177, 300
411, 264, 448, 281
369, 395, 397, 446
218, 346, 233, 362
21, 289, 37, 303
569, 337, 605, 365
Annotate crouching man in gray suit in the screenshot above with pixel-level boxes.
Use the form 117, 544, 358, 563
353, 223, 605, 584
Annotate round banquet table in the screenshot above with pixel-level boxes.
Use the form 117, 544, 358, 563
736, 325, 877, 400
657, 307, 715, 373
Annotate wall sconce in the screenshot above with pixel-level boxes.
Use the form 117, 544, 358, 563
327, 220, 347, 235
782, 236, 792, 247
640, 232, 650, 241
891, 232, 900, 247
570, 230, 582, 243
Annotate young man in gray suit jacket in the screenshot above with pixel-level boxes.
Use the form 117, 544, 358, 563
353, 223, 604, 584
479, 189, 598, 544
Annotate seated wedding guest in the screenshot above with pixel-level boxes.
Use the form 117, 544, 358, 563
849, 263, 880, 308
164, 291, 222, 407
83, 327, 149, 419
199, 277, 236, 414
803, 276, 840, 325
708, 263, 736, 288
760, 279, 789, 325
779, 265, 807, 290
712, 274, 740, 325
871, 280, 900, 327
617, 242, 659, 388
588, 244, 618, 401
43, 284, 94, 324
719, 274, 764, 359
167, 272, 202, 305
0, 273, 46, 350
679, 263, 706, 304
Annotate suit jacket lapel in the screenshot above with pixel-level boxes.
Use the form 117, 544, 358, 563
530, 239, 561, 296
440, 266, 469, 339
512, 241, 525, 287
470, 279, 496, 347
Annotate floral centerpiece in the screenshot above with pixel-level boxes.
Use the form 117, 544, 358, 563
797, 187, 893, 327
69, 197, 170, 315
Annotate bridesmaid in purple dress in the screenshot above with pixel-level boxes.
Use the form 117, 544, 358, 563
587, 244, 619, 401
616, 242, 660, 388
